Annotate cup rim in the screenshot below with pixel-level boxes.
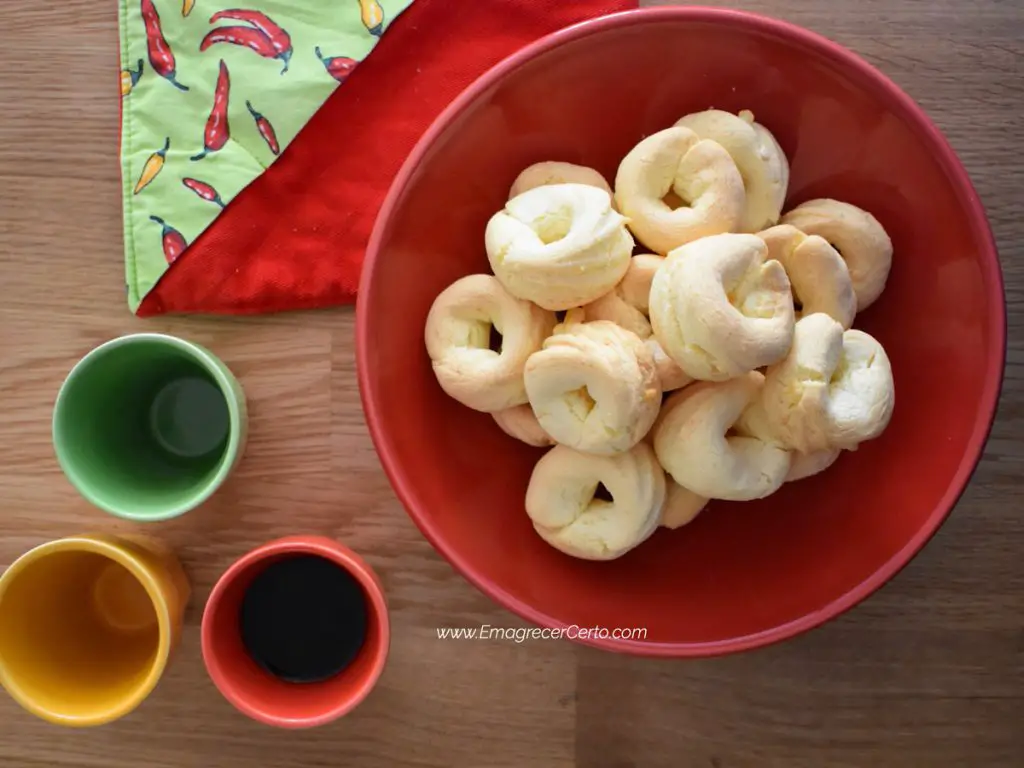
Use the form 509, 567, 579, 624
356, 6, 1007, 656
201, 536, 391, 728
52, 333, 245, 522
0, 535, 174, 727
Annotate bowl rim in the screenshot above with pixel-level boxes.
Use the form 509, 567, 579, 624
357, 6, 1006, 657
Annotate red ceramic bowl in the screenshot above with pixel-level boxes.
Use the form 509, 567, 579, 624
357, 8, 1005, 656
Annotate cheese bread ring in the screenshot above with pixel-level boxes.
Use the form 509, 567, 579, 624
674, 109, 789, 232
822, 329, 895, 449
653, 371, 791, 501
614, 126, 745, 254
578, 253, 668, 338
575, 256, 691, 392
580, 288, 652, 340
485, 183, 633, 311
526, 443, 665, 560
659, 480, 708, 529
751, 118, 790, 202
759, 313, 843, 452
575, 296, 691, 393
618, 253, 665, 314
508, 161, 613, 200
649, 233, 794, 381
780, 199, 893, 310
758, 224, 857, 329
425, 274, 556, 412
734, 395, 840, 483
524, 320, 661, 455
761, 313, 894, 452
492, 404, 554, 447
646, 339, 693, 392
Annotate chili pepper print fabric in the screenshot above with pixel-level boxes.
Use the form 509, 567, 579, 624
119, 0, 413, 312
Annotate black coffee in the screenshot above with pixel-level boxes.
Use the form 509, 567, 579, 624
239, 555, 368, 684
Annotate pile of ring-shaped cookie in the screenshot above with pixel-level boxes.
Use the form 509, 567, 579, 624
423, 107, 896, 562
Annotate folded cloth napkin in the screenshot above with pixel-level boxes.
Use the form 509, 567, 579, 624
122, 0, 637, 316
120, 0, 414, 312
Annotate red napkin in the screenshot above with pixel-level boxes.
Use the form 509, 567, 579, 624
137, 0, 638, 316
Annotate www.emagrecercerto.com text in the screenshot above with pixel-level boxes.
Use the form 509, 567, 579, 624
436, 624, 648, 642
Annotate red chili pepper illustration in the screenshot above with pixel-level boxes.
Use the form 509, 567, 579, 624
211, 9, 290, 55
182, 177, 226, 208
191, 60, 230, 161
201, 9, 293, 73
141, 0, 189, 91
245, 101, 280, 156
314, 46, 358, 83
150, 215, 187, 264
201, 28, 276, 60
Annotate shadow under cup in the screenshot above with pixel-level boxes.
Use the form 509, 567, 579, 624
53, 334, 246, 521
202, 537, 390, 729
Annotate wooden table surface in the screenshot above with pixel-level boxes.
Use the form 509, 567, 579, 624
1, 0, 1022, 765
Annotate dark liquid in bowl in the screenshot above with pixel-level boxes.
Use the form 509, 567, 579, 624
239, 555, 368, 683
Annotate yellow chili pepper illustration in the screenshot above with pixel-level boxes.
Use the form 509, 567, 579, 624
120, 59, 144, 96
182, 0, 195, 17
134, 137, 170, 195
358, 0, 384, 36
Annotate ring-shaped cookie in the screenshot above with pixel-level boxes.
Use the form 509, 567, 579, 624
655, 370, 790, 501
614, 126, 745, 254
492, 404, 554, 447
781, 198, 893, 310
758, 223, 857, 329
822, 329, 895, 449
617, 253, 665, 315
485, 183, 633, 311
653, 371, 791, 501
734, 394, 841, 483
761, 313, 894, 452
574, 295, 692, 394
649, 233, 794, 381
425, 274, 556, 412
674, 109, 789, 232
580, 288, 652, 340
646, 339, 693, 393
786, 448, 841, 482
526, 442, 665, 560
524, 320, 661, 455
508, 161, 613, 200
659, 481, 708, 529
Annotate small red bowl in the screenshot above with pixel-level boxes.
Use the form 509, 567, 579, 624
357, 8, 1005, 656
201, 536, 389, 727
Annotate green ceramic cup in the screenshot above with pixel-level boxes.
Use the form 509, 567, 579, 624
53, 334, 248, 522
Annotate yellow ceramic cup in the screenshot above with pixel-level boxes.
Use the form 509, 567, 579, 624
0, 534, 190, 726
